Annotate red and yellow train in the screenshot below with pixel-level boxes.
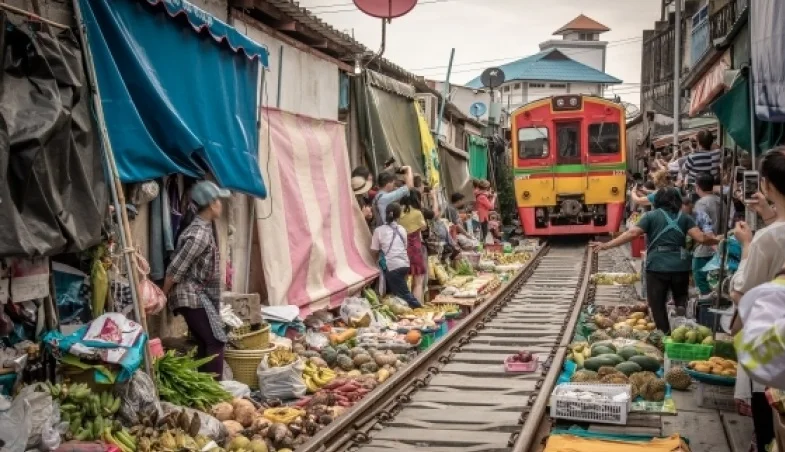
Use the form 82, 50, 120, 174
510, 95, 627, 236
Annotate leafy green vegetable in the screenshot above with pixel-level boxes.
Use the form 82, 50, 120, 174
455, 260, 475, 276
154, 349, 231, 411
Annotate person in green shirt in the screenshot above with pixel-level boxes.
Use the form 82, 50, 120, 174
591, 187, 719, 333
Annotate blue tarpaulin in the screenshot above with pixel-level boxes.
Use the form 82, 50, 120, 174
77, 0, 269, 197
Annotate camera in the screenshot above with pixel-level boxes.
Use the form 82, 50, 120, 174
384, 157, 407, 175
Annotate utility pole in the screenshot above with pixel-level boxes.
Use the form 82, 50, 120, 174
673, 0, 682, 149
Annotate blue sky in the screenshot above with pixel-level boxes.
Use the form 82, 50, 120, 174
296, 0, 663, 107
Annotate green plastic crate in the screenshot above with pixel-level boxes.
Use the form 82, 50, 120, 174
419, 331, 436, 351
664, 337, 713, 361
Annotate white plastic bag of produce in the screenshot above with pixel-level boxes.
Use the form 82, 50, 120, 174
160, 402, 227, 442
220, 380, 250, 398
115, 370, 162, 425
0, 392, 32, 452
339, 297, 376, 328
256, 356, 306, 400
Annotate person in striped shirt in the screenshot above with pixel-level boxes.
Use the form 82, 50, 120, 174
683, 130, 721, 184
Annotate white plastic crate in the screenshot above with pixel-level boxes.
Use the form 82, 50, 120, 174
550, 383, 632, 425
695, 382, 736, 411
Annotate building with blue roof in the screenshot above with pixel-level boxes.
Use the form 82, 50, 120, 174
455, 15, 623, 119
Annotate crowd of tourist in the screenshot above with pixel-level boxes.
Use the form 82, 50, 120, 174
596, 129, 785, 451
351, 164, 502, 309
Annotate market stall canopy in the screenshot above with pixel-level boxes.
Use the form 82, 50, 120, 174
255, 109, 378, 316
77, 0, 270, 198
438, 139, 473, 200
751, 0, 785, 122
0, 17, 108, 257
354, 71, 425, 175
689, 51, 730, 117
711, 74, 785, 152
468, 135, 489, 180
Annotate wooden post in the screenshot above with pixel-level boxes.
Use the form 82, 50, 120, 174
71, 0, 152, 375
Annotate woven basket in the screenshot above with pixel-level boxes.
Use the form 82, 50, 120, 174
224, 344, 276, 389
228, 323, 271, 350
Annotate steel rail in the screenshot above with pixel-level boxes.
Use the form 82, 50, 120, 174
511, 246, 594, 452
296, 243, 551, 452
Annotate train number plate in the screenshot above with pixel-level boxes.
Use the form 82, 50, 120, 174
515, 175, 530, 180
613, 170, 625, 176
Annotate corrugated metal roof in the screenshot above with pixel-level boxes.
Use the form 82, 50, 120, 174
553, 14, 610, 35
464, 49, 622, 88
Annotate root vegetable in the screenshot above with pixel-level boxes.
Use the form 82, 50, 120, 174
222, 420, 244, 437
234, 399, 257, 427
212, 402, 234, 422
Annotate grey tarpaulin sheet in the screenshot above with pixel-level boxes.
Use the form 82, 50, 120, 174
0, 16, 108, 257
438, 139, 473, 200
353, 70, 424, 175
751, 0, 785, 122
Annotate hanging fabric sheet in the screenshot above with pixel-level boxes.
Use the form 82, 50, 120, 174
468, 135, 489, 180
751, 0, 785, 122
354, 71, 424, 175
414, 102, 441, 188
0, 16, 109, 257
76, 0, 270, 197
255, 109, 379, 316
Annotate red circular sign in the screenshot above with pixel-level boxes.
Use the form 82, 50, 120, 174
353, 0, 418, 19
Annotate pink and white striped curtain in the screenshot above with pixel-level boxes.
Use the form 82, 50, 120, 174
255, 108, 379, 316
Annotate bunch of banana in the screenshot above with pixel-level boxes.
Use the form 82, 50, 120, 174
268, 349, 298, 367
303, 360, 336, 393
567, 342, 591, 368
102, 426, 138, 452
50, 382, 124, 442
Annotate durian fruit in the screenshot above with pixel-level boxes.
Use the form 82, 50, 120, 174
629, 371, 657, 388
597, 366, 619, 378
600, 373, 629, 384
665, 367, 692, 391
641, 378, 667, 402
570, 370, 599, 383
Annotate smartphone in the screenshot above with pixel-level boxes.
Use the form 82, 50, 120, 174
743, 170, 760, 203
735, 166, 745, 183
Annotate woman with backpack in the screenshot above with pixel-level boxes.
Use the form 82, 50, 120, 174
590, 187, 719, 333
371, 202, 422, 308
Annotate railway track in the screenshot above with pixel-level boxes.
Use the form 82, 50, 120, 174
298, 241, 595, 452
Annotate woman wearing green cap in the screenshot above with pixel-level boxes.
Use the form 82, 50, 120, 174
162, 180, 231, 378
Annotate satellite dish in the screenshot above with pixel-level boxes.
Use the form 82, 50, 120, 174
353, 0, 418, 19
469, 102, 487, 118
481, 67, 505, 89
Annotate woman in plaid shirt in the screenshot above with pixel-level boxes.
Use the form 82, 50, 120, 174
162, 181, 230, 378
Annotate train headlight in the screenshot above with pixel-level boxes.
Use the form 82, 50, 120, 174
611, 186, 619, 195
569, 97, 578, 107
556, 98, 565, 108
523, 191, 530, 199
535, 208, 545, 218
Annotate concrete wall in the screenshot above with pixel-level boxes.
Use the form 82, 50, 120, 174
233, 18, 341, 121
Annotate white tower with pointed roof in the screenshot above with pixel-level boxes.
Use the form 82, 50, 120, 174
539, 14, 610, 72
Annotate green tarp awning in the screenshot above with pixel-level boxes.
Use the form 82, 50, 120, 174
468, 135, 488, 180
711, 74, 785, 153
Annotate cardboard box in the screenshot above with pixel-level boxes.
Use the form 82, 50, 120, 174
221, 292, 262, 326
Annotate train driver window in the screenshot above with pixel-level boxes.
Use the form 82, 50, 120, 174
555, 122, 580, 162
517, 127, 549, 159
589, 123, 621, 154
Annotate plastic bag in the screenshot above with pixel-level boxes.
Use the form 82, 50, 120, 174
0, 393, 32, 452
12, 383, 61, 451
220, 380, 250, 398
256, 356, 306, 400
91, 255, 108, 317
115, 370, 162, 425
339, 297, 375, 328
135, 253, 166, 316
304, 331, 329, 350
160, 402, 227, 442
